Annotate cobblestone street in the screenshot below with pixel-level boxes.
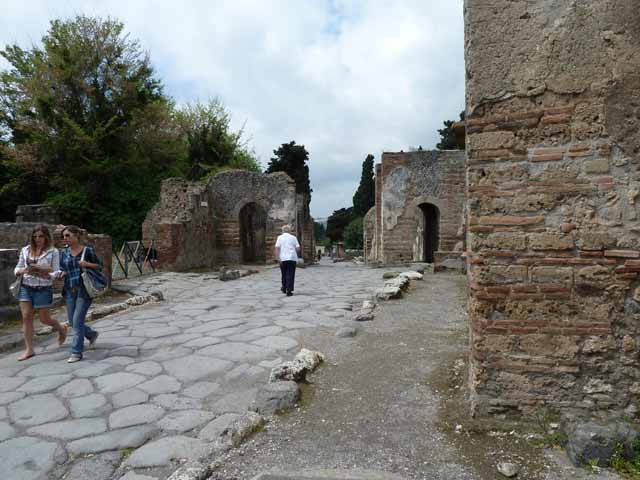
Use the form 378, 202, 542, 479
0, 260, 401, 480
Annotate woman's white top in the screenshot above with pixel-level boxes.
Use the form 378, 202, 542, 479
14, 246, 60, 287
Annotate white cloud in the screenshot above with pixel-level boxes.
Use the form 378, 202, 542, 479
0, 0, 465, 218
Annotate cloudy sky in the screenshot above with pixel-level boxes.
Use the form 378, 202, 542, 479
0, 1, 465, 218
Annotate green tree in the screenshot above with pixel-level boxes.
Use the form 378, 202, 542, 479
326, 207, 355, 242
265, 141, 311, 198
0, 15, 181, 242
343, 217, 363, 249
175, 99, 260, 180
352, 154, 375, 217
436, 111, 465, 150
313, 221, 326, 241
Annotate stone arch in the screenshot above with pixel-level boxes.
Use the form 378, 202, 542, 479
239, 202, 267, 263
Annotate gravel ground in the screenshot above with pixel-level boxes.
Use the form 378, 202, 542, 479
206, 272, 620, 480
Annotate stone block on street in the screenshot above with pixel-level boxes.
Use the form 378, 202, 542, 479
126, 435, 210, 468
251, 381, 300, 415
375, 286, 402, 301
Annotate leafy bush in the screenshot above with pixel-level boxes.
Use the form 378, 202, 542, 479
344, 217, 363, 249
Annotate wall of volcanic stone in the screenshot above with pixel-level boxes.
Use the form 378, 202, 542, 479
465, 0, 640, 417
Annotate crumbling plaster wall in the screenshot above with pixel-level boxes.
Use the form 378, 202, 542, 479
142, 178, 215, 271
209, 171, 297, 264
465, 0, 640, 417
378, 150, 466, 264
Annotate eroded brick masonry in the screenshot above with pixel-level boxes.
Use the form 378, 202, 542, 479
143, 171, 314, 270
365, 150, 466, 266
465, 0, 640, 417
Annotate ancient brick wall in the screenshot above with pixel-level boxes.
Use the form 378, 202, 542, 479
465, 0, 640, 417
142, 179, 215, 271
376, 150, 466, 264
363, 206, 376, 262
208, 171, 298, 264
372, 164, 383, 263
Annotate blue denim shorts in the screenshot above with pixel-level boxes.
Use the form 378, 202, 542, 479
18, 285, 53, 309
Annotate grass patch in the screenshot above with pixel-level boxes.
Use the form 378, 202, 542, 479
610, 440, 640, 479
120, 447, 135, 458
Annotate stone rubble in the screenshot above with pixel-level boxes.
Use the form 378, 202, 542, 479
563, 419, 640, 467
251, 381, 300, 415
497, 462, 519, 478
269, 348, 325, 383
399, 271, 423, 281
335, 326, 358, 337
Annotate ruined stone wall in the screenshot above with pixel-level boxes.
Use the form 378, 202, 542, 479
209, 171, 297, 264
378, 150, 466, 264
465, 0, 640, 417
363, 206, 376, 262
296, 193, 315, 262
15, 204, 60, 224
0, 249, 19, 305
142, 178, 215, 271
372, 164, 383, 263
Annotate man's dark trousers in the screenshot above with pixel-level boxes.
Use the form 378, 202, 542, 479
281, 260, 296, 294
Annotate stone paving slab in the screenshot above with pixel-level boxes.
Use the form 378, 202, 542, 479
0, 261, 401, 479
0, 436, 67, 480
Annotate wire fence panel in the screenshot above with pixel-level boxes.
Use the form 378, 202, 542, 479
112, 240, 157, 280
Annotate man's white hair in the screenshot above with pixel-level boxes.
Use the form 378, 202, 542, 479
282, 224, 291, 233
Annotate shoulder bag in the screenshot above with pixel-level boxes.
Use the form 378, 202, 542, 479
80, 247, 107, 298
9, 247, 27, 300
9, 276, 22, 300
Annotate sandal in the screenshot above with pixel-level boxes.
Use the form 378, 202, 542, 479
57, 327, 67, 346
18, 352, 35, 362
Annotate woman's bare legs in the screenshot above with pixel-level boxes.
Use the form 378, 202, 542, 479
18, 301, 35, 360
38, 308, 67, 346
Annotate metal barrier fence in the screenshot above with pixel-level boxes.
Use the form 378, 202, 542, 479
112, 240, 157, 280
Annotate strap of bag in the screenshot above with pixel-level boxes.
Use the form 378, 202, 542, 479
80, 246, 86, 266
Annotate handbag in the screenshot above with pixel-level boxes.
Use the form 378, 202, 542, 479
80, 247, 107, 298
9, 276, 22, 300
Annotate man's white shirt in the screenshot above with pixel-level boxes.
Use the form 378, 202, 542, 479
276, 233, 300, 261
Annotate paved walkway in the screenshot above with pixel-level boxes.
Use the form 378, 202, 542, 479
0, 260, 397, 480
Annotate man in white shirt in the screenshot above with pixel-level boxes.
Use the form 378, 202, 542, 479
275, 224, 301, 296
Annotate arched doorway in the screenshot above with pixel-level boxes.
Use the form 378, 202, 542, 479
418, 203, 439, 263
239, 202, 267, 263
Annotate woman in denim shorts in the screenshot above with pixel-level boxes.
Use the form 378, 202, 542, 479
13, 225, 67, 361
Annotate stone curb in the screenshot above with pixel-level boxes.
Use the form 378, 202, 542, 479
164, 412, 266, 480
0, 292, 163, 354
87, 292, 163, 322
